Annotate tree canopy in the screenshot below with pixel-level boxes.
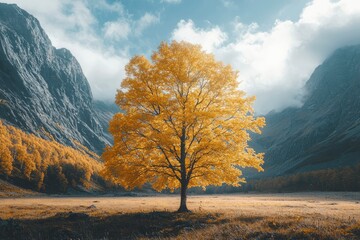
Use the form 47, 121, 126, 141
102, 41, 265, 211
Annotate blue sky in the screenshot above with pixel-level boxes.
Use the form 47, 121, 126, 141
2, 0, 360, 114
92, 0, 310, 56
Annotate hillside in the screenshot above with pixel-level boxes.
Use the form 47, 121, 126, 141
0, 120, 104, 193
252, 45, 360, 177
0, 3, 111, 154
0, 178, 40, 197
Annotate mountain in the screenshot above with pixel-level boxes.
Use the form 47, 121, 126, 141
0, 3, 112, 154
93, 100, 119, 143
253, 45, 360, 177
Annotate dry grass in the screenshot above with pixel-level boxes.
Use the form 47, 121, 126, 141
0, 192, 359, 239
0, 179, 40, 198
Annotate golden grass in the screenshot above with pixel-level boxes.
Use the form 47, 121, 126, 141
0, 192, 359, 239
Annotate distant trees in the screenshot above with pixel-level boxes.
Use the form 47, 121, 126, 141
184, 164, 360, 194
0, 122, 13, 176
44, 165, 68, 193
242, 165, 360, 192
102, 41, 265, 212
0, 121, 102, 193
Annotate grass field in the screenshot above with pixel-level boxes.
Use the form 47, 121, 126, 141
0, 192, 359, 239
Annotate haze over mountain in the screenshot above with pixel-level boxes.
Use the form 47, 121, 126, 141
253, 45, 360, 177
0, 3, 116, 154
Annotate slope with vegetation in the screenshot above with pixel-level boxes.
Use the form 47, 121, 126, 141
0, 121, 104, 193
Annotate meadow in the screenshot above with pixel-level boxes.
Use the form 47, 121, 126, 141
0, 192, 359, 239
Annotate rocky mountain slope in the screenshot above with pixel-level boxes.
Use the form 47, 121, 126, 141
0, 3, 112, 154
253, 45, 360, 177
93, 100, 119, 143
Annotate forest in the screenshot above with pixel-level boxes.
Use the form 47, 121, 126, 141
246, 164, 360, 192
187, 164, 360, 194
0, 121, 104, 193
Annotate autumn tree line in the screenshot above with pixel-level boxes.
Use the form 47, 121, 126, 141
0, 121, 103, 193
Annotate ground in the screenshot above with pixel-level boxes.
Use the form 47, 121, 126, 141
0, 179, 40, 198
0, 192, 359, 239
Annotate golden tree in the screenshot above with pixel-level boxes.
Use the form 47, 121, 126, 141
0, 122, 13, 176
102, 41, 265, 212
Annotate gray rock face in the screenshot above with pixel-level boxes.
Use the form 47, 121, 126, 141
0, 3, 111, 154
252, 45, 360, 177
93, 100, 120, 144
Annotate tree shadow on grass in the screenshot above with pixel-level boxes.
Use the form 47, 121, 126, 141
0, 211, 233, 240
3, 211, 357, 240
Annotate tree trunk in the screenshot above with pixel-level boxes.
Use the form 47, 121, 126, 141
178, 123, 189, 212
178, 180, 189, 212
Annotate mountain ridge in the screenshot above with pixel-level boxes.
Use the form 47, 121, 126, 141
252, 44, 360, 177
0, 3, 112, 154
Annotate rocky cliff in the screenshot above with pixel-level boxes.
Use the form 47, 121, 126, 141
0, 3, 111, 154
253, 45, 360, 177
93, 100, 119, 143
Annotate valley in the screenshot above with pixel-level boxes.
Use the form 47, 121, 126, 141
0, 2, 359, 194
0, 1, 359, 239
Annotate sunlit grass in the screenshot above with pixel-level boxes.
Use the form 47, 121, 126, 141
0, 192, 359, 239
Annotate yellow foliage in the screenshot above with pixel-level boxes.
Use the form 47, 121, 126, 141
102, 41, 265, 194
0, 123, 13, 176
0, 120, 102, 190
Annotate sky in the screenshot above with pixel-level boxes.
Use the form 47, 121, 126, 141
2, 0, 360, 114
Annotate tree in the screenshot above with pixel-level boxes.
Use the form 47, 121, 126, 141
102, 41, 265, 212
44, 164, 68, 193
0, 122, 13, 176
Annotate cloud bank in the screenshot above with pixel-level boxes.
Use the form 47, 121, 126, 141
172, 0, 360, 114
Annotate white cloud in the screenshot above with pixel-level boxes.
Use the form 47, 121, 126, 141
161, 0, 181, 4
64, 44, 128, 100
103, 12, 159, 41
171, 19, 228, 52
135, 13, 160, 36
1, 0, 129, 101
103, 19, 131, 40
94, 1, 125, 15
171, 0, 360, 114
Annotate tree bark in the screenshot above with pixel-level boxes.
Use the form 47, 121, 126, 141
178, 125, 189, 212
178, 180, 189, 212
